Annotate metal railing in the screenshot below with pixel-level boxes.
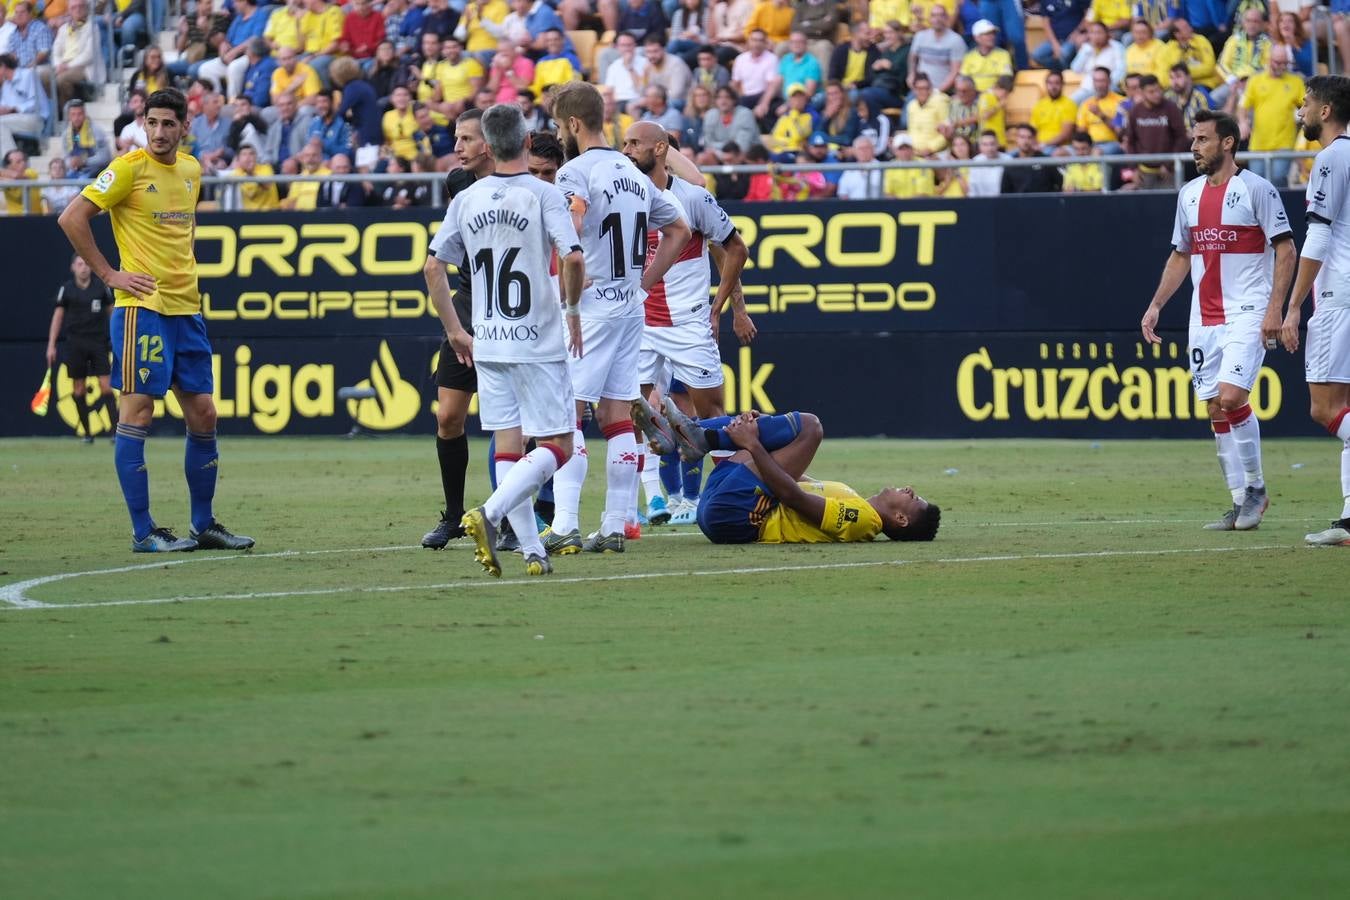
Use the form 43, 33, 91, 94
1, 151, 1321, 215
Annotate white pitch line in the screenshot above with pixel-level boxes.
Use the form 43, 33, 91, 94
0, 544, 1290, 611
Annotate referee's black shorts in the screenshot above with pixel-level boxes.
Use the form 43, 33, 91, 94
65, 338, 111, 379
436, 339, 477, 392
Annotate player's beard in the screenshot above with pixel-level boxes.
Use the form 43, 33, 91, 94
1195, 150, 1220, 174
630, 151, 655, 174
1303, 116, 1323, 142
559, 127, 581, 160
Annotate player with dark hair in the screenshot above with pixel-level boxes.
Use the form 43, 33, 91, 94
1272, 75, 1350, 545
58, 89, 254, 552
527, 130, 564, 181
633, 401, 941, 545
46, 253, 117, 443
422, 106, 494, 550
1141, 107, 1295, 532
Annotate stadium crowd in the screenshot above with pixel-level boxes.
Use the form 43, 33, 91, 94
0, 0, 1338, 212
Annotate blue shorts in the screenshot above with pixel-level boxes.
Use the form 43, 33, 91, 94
668, 378, 687, 395
697, 461, 775, 544
111, 307, 214, 397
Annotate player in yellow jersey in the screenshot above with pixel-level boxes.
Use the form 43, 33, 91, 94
58, 89, 255, 554
633, 403, 941, 544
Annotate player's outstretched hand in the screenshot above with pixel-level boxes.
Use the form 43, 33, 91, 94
1280, 308, 1301, 353
566, 315, 584, 358
733, 310, 756, 344
107, 270, 157, 300
725, 414, 761, 450
450, 329, 474, 368
1140, 305, 1161, 345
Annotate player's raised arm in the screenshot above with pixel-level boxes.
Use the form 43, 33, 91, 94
57, 196, 156, 300
665, 146, 705, 187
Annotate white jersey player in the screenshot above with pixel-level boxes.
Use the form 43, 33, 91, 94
1276, 76, 1350, 546
544, 82, 691, 554
1142, 109, 1295, 532
424, 104, 586, 578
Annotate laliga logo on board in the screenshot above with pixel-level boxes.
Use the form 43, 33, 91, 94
347, 341, 420, 430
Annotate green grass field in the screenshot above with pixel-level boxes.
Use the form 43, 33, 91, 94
1, 435, 1347, 899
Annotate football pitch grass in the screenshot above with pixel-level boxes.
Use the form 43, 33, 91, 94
1, 435, 1347, 898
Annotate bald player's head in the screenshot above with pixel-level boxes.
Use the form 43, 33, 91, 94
621, 120, 669, 176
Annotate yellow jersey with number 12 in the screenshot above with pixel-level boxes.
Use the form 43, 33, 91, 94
80, 150, 202, 316
758, 481, 884, 544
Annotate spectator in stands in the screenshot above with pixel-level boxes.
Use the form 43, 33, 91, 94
977, 0, 1027, 69
531, 27, 580, 95
1217, 8, 1271, 111
368, 40, 408, 99
263, 91, 315, 164
1, 147, 39, 214
0, 52, 44, 158
382, 82, 420, 157
1169, 17, 1220, 95
300, 0, 346, 89
1122, 73, 1185, 188
844, 95, 891, 157
745, 0, 792, 51
112, 87, 144, 140
1061, 130, 1103, 192
227, 95, 269, 159
939, 74, 979, 144
379, 0, 413, 54
828, 22, 877, 95
41, 157, 78, 215
1032, 0, 1089, 70
691, 44, 729, 95
169, 3, 229, 83
731, 28, 780, 127
1001, 123, 1063, 192
419, 0, 458, 42
968, 129, 1005, 195
702, 84, 759, 152
1166, 60, 1212, 133
473, 86, 495, 108
453, 0, 506, 65
710, 139, 749, 197
271, 44, 323, 111
818, 78, 850, 143
341, 0, 386, 63
935, 132, 973, 197
860, 20, 908, 112
411, 100, 453, 161
266, 0, 307, 55
191, 90, 234, 176
669, 0, 713, 62
127, 44, 166, 96
51, 0, 96, 111
638, 83, 687, 132
908, 5, 963, 94
1275, 11, 1313, 79
333, 56, 383, 148
239, 37, 278, 109
376, 152, 415, 205
743, 142, 808, 199
411, 30, 442, 100
432, 36, 482, 118
905, 71, 948, 156
777, 31, 820, 102
487, 39, 533, 101
307, 90, 352, 157
280, 140, 330, 209
519, 86, 550, 129
710, 0, 753, 65
768, 81, 814, 152
1239, 43, 1301, 185
115, 90, 148, 152
1031, 69, 1078, 151
614, 0, 668, 44
978, 72, 1010, 148
0, 8, 16, 60
681, 82, 712, 148
602, 33, 645, 107
8, 4, 52, 73
1089, 0, 1130, 38
316, 151, 370, 206
61, 98, 109, 176
643, 35, 693, 106
883, 134, 933, 197
836, 135, 883, 198
1070, 21, 1125, 102
1125, 17, 1178, 84
599, 83, 634, 146
801, 130, 839, 193
960, 19, 1012, 94
791, 0, 836, 76
1076, 65, 1125, 153
198, 0, 269, 101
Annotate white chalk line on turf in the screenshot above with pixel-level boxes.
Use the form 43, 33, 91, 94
0, 544, 1288, 611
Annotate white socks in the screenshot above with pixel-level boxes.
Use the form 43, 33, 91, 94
483, 447, 562, 557
601, 422, 639, 536
640, 449, 662, 505
1225, 404, 1264, 490
1213, 420, 1245, 504
550, 426, 588, 535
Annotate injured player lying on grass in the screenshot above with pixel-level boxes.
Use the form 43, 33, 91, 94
633, 400, 941, 544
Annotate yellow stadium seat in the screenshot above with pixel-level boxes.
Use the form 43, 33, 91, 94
1006, 84, 1042, 126
1062, 70, 1083, 93
1015, 69, 1049, 90
568, 30, 598, 76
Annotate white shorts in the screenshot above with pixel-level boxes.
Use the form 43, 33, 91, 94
475, 359, 575, 438
1305, 305, 1350, 384
637, 318, 725, 390
1189, 318, 1264, 400
568, 314, 643, 403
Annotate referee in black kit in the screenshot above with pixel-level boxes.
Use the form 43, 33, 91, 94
46, 253, 118, 442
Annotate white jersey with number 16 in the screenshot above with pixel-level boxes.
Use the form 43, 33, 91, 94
429, 173, 582, 364
556, 146, 683, 321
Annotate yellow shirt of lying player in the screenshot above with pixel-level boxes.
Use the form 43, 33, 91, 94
758, 481, 884, 544
79, 150, 201, 316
